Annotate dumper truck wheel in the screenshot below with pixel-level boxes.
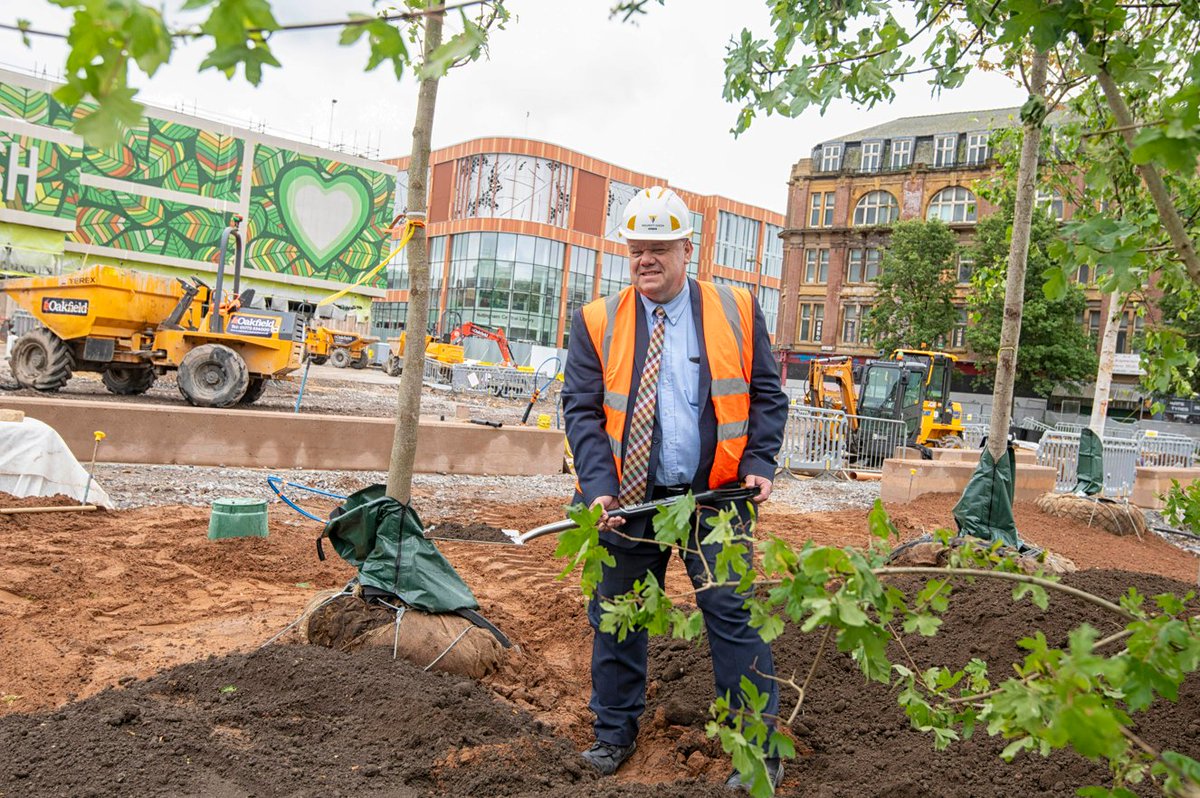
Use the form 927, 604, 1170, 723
384, 355, 402, 377
10, 327, 75, 391
239, 376, 268, 405
350, 352, 369, 369
102, 366, 155, 395
306, 354, 328, 366
330, 347, 351, 368
177, 344, 250, 408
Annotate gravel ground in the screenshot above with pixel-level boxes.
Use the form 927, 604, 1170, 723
92, 462, 881, 516
0, 356, 557, 424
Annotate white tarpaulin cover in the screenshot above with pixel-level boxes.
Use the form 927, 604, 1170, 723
0, 417, 113, 508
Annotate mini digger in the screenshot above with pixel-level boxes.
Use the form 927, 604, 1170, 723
2, 217, 307, 408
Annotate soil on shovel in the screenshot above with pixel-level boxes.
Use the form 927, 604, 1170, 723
426, 520, 514, 544
0, 644, 727, 798
642, 569, 1200, 797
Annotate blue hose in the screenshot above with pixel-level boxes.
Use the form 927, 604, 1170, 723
267, 475, 347, 522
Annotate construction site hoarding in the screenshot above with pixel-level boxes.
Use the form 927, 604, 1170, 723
0, 70, 396, 299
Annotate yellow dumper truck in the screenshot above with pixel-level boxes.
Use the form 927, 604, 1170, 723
304, 326, 378, 369
2, 220, 305, 407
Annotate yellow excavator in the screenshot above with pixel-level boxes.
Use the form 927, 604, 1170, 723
806, 349, 965, 448
2, 217, 305, 407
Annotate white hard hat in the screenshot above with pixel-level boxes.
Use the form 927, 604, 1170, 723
619, 186, 693, 241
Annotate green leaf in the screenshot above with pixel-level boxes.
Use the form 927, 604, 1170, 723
419, 16, 487, 79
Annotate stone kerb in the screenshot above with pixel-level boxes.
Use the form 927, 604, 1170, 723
0, 396, 565, 475
1131, 466, 1200, 510
881, 458, 1057, 504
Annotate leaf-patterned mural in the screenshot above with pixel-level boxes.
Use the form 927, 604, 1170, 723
0, 72, 396, 291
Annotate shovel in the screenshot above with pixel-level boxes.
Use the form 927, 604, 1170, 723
516, 486, 760, 544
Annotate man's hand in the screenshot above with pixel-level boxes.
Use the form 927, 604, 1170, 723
743, 475, 773, 504
591, 495, 625, 529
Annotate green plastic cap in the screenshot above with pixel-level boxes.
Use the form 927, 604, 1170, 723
208, 497, 269, 540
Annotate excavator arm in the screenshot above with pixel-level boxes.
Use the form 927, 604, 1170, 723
450, 321, 515, 367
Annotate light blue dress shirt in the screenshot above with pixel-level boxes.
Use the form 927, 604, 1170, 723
639, 284, 701, 486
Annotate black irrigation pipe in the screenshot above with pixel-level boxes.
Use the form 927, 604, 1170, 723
1151, 525, 1200, 544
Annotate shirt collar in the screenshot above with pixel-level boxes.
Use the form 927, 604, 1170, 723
638, 280, 691, 327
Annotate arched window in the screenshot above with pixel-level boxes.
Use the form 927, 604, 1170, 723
852, 191, 900, 226
926, 186, 977, 223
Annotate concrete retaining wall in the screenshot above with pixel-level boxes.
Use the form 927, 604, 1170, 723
1131, 466, 1200, 510
0, 396, 565, 475
880, 458, 1056, 504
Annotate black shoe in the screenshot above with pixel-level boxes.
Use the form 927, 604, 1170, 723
725, 758, 783, 792
580, 740, 637, 776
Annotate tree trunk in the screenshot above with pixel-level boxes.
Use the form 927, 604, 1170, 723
986, 51, 1049, 462
1088, 291, 1125, 436
386, 8, 445, 503
1096, 69, 1200, 286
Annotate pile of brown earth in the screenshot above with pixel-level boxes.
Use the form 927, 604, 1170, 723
2, 489, 1199, 796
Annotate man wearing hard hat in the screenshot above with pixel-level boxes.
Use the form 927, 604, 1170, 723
562, 186, 788, 790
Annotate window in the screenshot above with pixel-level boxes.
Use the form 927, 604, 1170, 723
841, 303, 870, 344
934, 134, 957, 167
951, 307, 968, 349
1077, 263, 1092, 285
890, 138, 914, 169
762, 224, 783, 279
1036, 189, 1065, 221
861, 140, 882, 172
1116, 311, 1144, 354
716, 211, 760, 270
847, 248, 881, 283
604, 180, 641, 241
819, 143, 843, 172
957, 252, 975, 283
852, 191, 899, 226
926, 186, 977, 223
453, 154, 574, 227
1087, 309, 1102, 341
599, 251, 626, 297
803, 249, 830, 283
758, 286, 780, 337
965, 132, 989, 165
809, 191, 835, 227
689, 211, 703, 277
798, 302, 825, 343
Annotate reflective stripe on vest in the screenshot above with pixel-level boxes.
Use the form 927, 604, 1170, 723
580, 282, 753, 490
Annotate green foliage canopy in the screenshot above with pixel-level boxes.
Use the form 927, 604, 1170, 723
966, 205, 1098, 397
861, 219, 959, 356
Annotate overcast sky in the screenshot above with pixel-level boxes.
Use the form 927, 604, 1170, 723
4, 0, 1029, 213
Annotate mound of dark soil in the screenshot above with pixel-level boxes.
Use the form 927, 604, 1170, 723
0, 644, 725, 797
427, 521, 514, 544
644, 569, 1200, 797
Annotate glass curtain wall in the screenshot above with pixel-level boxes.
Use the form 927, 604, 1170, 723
563, 246, 598, 348
605, 180, 641, 241
452, 154, 574, 226
445, 231, 565, 346
383, 235, 446, 331
716, 210, 760, 270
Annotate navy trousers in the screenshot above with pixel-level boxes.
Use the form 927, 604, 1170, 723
587, 500, 779, 746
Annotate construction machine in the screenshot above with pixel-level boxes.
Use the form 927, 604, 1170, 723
382, 331, 464, 377
448, 321, 515, 367
304, 326, 378, 369
888, 349, 966, 447
2, 217, 306, 408
805, 352, 964, 452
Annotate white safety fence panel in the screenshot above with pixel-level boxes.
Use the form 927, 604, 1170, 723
423, 359, 454, 386
449, 364, 540, 399
1137, 430, 1197, 468
1037, 431, 1081, 493
845, 414, 909, 473
1104, 418, 1140, 440
1036, 431, 1139, 498
962, 423, 988, 449
779, 406, 848, 474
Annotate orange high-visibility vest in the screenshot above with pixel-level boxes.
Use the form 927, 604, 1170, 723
580, 282, 753, 490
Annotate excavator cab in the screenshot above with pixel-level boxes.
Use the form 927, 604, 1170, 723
889, 349, 965, 446
858, 360, 927, 441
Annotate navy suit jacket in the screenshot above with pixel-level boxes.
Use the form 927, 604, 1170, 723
562, 278, 788, 548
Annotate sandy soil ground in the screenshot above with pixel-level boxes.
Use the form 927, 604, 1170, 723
2, 478, 1198, 796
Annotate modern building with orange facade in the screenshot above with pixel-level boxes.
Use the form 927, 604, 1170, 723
379, 137, 784, 351
777, 107, 1151, 407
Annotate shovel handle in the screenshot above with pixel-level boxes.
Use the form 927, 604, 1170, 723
516, 486, 760, 544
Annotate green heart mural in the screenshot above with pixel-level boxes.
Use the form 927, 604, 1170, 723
276, 162, 373, 269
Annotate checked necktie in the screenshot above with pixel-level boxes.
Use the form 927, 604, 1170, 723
618, 305, 667, 506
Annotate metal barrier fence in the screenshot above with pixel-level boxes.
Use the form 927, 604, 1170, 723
1054, 422, 1085, 434
962, 423, 988, 449
1137, 430, 1196, 468
845, 413, 910, 473
1104, 418, 1140, 440
1035, 431, 1138, 498
447, 363, 562, 400
423, 359, 454, 386
779, 406, 848, 473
